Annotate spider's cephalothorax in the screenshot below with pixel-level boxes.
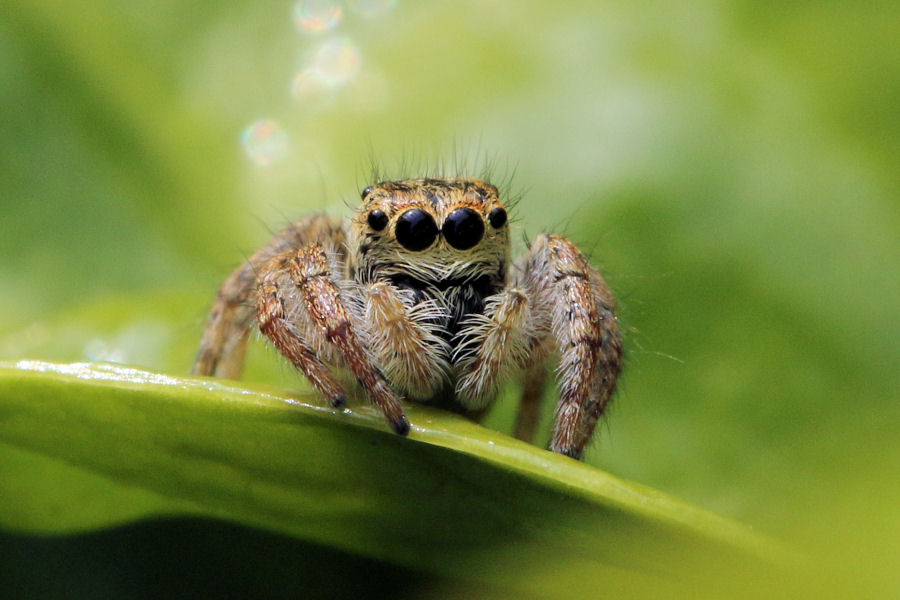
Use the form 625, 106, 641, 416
193, 177, 622, 459
346, 178, 512, 405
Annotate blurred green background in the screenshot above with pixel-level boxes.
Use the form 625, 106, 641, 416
1, 0, 898, 595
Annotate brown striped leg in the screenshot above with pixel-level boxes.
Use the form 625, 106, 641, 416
521, 234, 623, 459
192, 215, 345, 378
258, 243, 409, 435
256, 253, 347, 406
192, 282, 253, 378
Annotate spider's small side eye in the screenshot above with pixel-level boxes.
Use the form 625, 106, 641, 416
367, 209, 389, 231
395, 209, 438, 251
488, 207, 507, 229
361, 186, 374, 198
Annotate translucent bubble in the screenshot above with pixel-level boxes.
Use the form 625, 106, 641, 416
344, 70, 390, 112
293, 0, 342, 32
346, 0, 397, 18
241, 120, 289, 166
291, 69, 330, 102
84, 339, 127, 363
310, 38, 361, 86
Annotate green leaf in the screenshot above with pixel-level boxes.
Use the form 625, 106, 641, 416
0, 360, 793, 598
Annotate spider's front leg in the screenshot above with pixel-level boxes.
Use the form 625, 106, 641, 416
192, 215, 344, 378
523, 234, 623, 459
256, 244, 410, 435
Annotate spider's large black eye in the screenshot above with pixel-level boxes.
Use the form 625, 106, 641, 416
488, 207, 507, 229
367, 209, 388, 231
395, 209, 438, 251
442, 208, 484, 250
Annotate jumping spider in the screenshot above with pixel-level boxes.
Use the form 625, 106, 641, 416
193, 177, 622, 459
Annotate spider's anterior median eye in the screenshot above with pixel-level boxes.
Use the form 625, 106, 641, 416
442, 208, 484, 250
367, 209, 388, 231
488, 207, 507, 229
395, 209, 439, 251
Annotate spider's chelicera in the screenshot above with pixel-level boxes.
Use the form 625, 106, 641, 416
193, 177, 622, 459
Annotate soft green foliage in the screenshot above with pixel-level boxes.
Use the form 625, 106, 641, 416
1, 0, 898, 597
0, 361, 793, 598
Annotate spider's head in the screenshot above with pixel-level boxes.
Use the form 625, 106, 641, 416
350, 177, 510, 284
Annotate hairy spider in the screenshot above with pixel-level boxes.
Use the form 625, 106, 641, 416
193, 177, 622, 459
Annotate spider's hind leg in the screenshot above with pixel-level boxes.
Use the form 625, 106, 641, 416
513, 361, 550, 444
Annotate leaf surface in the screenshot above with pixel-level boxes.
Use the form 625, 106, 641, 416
0, 361, 791, 597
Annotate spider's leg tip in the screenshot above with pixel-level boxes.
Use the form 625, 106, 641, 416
391, 415, 411, 436
551, 444, 583, 461
331, 395, 347, 409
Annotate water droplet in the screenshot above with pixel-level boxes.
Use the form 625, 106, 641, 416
293, 0, 342, 32
310, 38, 361, 86
346, 0, 397, 18
241, 120, 290, 166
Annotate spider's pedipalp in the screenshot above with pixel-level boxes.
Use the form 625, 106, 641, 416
357, 280, 450, 400
453, 287, 535, 410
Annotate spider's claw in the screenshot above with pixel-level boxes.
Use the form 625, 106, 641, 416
390, 414, 411, 436
331, 395, 347, 409
553, 445, 583, 460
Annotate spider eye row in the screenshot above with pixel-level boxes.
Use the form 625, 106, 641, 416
367, 207, 507, 251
